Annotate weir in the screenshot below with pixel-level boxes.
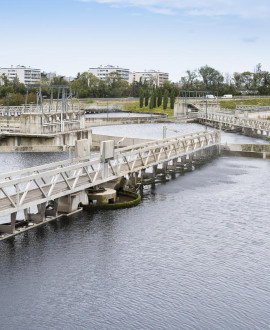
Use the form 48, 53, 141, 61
0, 130, 220, 237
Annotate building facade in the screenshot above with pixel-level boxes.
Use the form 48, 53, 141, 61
0, 65, 41, 85
129, 70, 169, 87
88, 65, 130, 81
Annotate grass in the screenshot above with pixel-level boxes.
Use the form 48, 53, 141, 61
220, 98, 270, 109
79, 98, 174, 117
122, 102, 174, 117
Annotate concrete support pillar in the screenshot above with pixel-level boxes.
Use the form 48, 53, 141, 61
0, 212, 17, 234
140, 169, 146, 182
58, 191, 88, 213
162, 161, 168, 172
24, 202, 47, 224
45, 199, 59, 217
127, 172, 139, 190
152, 165, 158, 177
167, 159, 177, 171
174, 99, 187, 117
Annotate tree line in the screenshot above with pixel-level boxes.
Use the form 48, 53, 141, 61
180, 63, 270, 95
139, 87, 176, 110
1, 63, 270, 106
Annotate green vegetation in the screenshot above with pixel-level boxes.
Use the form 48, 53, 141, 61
157, 89, 162, 107
83, 191, 141, 210
153, 89, 157, 108
2, 63, 270, 108
139, 88, 144, 108
220, 98, 270, 109
121, 101, 174, 117
144, 90, 149, 107
163, 90, 169, 110
170, 89, 175, 109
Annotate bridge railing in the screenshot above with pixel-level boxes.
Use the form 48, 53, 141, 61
198, 112, 270, 131
0, 130, 220, 217
0, 104, 82, 116
236, 105, 270, 112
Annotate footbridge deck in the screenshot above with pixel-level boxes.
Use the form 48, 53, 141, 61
0, 130, 220, 224
198, 112, 270, 136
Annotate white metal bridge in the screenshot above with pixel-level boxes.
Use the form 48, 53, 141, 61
0, 130, 220, 232
198, 112, 270, 135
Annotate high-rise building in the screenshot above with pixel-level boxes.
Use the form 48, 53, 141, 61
88, 65, 130, 81
0, 65, 41, 85
129, 70, 169, 87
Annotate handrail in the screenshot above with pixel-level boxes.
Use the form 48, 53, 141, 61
0, 130, 220, 217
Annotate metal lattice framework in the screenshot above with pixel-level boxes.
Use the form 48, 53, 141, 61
0, 130, 220, 218
198, 112, 270, 133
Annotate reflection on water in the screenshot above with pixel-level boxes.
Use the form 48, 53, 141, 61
0, 124, 269, 329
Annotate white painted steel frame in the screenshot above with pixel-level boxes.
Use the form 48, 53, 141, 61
0, 130, 220, 217
199, 112, 270, 132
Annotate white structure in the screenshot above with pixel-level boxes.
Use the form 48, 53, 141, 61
129, 70, 169, 87
88, 65, 130, 81
0, 65, 41, 85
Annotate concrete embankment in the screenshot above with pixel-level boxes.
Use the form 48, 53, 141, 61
91, 133, 154, 150
221, 144, 270, 159
85, 115, 168, 127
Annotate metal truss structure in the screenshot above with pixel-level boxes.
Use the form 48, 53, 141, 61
0, 130, 220, 218
198, 112, 270, 133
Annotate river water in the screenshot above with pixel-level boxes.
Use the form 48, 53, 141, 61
0, 123, 269, 330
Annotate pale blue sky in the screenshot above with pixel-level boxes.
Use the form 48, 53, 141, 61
1, 0, 269, 81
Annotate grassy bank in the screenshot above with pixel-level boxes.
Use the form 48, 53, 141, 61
122, 102, 174, 117
220, 98, 270, 109
80, 99, 174, 117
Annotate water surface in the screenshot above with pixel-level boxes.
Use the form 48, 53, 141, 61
0, 124, 269, 330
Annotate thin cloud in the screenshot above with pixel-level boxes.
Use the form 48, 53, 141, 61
242, 37, 258, 43
79, 0, 270, 18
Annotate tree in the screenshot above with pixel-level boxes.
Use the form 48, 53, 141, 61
149, 93, 154, 110
163, 90, 169, 110
152, 89, 157, 108
139, 88, 144, 108
198, 65, 224, 89
180, 70, 198, 90
157, 88, 162, 107
51, 76, 69, 86
145, 89, 149, 107
170, 89, 175, 109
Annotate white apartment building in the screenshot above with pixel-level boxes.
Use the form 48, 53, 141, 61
129, 70, 169, 87
0, 65, 41, 85
88, 65, 130, 81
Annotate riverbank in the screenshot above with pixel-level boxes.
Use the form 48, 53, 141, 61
220, 97, 270, 109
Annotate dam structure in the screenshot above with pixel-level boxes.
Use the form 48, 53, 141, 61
0, 130, 220, 236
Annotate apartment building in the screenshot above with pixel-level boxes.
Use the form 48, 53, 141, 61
0, 65, 41, 85
129, 70, 169, 87
88, 65, 130, 81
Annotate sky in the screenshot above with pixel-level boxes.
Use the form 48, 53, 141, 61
1, 0, 270, 81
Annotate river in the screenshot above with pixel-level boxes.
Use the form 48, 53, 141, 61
0, 123, 269, 330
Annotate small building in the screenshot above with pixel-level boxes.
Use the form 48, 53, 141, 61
0, 65, 41, 85
88, 65, 130, 82
129, 70, 169, 87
